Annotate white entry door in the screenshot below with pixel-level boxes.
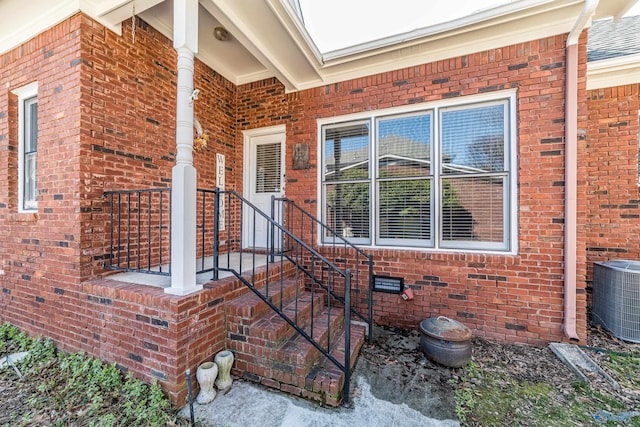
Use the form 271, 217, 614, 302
243, 127, 286, 249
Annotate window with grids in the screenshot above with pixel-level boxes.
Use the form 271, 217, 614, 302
320, 95, 513, 252
12, 83, 38, 212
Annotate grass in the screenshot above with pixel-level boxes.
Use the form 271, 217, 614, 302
0, 323, 190, 426
603, 352, 640, 390
453, 357, 640, 427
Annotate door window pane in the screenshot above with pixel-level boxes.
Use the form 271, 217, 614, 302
255, 143, 281, 193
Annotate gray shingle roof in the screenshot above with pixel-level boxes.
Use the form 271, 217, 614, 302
588, 15, 640, 62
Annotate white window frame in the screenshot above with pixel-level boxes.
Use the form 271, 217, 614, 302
320, 120, 372, 246
12, 82, 38, 212
317, 90, 518, 254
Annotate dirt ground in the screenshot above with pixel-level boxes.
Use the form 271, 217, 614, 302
0, 370, 30, 424
354, 325, 459, 420
354, 322, 640, 422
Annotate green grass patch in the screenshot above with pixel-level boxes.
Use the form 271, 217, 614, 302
603, 352, 640, 390
453, 359, 640, 427
0, 323, 187, 426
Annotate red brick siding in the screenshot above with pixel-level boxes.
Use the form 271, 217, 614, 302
585, 84, 640, 292
237, 34, 590, 345
0, 15, 237, 405
79, 15, 237, 278
0, 16, 85, 335
0, 10, 603, 405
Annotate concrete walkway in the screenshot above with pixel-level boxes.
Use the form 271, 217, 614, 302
180, 375, 459, 427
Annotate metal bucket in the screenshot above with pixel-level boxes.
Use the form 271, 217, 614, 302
420, 316, 472, 368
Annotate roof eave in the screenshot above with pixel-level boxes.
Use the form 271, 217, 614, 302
268, 0, 607, 90
587, 53, 640, 89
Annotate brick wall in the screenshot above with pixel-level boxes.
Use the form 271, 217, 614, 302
0, 15, 85, 334
0, 14, 238, 405
585, 84, 640, 291
66, 262, 288, 404
0, 9, 605, 405
237, 34, 591, 345
79, 15, 237, 278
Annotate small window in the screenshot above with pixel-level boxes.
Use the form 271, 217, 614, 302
12, 82, 38, 212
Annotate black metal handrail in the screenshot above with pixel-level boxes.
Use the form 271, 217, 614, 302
104, 188, 219, 276
272, 197, 374, 340
213, 188, 353, 404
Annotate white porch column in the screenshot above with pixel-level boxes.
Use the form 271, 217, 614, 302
166, 0, 201, 295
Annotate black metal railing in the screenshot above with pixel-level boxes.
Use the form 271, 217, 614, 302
104, 187, 373, 403
213, 188, 353, 403
272, 197, 374, 340
104, 188, 172, 275
104, 188, 219, 276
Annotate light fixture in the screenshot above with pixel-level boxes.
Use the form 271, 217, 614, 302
214, 26, 229, 42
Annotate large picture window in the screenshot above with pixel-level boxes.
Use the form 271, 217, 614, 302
12, 82, 38, 212
320, 92, 515, 252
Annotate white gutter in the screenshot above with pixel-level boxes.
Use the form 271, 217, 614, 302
564, 0, 598, 341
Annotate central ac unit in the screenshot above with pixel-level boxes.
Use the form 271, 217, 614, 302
592, 260, 640, 343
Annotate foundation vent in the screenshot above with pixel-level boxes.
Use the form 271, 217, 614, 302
592, 260, 640, 343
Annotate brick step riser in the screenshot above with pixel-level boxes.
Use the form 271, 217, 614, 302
229, 308, 345, 369
225, 291, 327, 347
244, 297, 327, 345
231, 324, 367, 407
225, 276, 307, 321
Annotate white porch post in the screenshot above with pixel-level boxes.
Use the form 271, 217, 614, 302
166, 0, 201, 295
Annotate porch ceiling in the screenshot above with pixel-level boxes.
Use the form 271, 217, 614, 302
0, 0, 637, 91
